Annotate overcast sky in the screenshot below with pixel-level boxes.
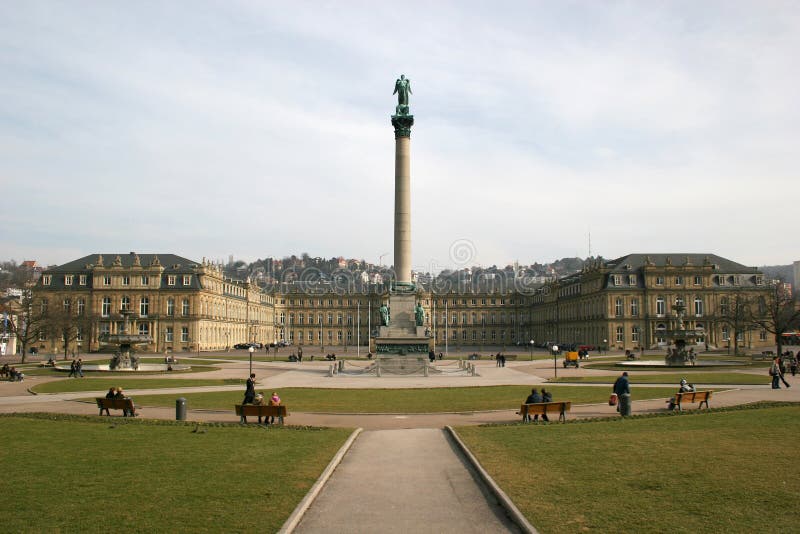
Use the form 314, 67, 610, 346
1, 1, 798, 272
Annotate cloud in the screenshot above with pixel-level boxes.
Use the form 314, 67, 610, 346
0, 1, 798, 269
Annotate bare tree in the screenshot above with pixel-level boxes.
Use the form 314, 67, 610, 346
1, 288, 48, 363
716, 290, 752, 355
750, 281, 800, 356
42, 298, 95, 360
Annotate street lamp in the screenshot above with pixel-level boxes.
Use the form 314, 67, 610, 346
529, 339, 534, 361
248, 345, 255, 375
551, 344, 559, 379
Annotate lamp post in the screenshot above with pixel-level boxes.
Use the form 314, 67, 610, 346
551, 344, 559, 379
529, 339, 534, 361
248, 345, 254, 375
603, 338, 607, 355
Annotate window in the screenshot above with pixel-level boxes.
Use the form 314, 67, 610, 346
632, 325, 640, 342
337, 331, 343, 341
675, 297, 684, 307
122, 275, 130, 286
103, 275, 111, 286
308, 331, 313, 341
615, 326, 624, 343
102, 297, 111, 317
631, 299, 639, 317
656, 276, 664, 286
694, 275, 702, 286
182, 299, 190, 316
183, 275, 191, 286
76, 327, 83, 342
63, 298, 70, 312
121, 296, 130, 312
722, 327, 729, 341
615, 298, 623, 317
654, 294, 666, 316
327, 313, 333, 325
760, 330, 767, 341
167, 298, 175, 316
64, 275, 73, 286
694, 297, 703, 317
100, 323, 110, 337
167, 275, 176, 286
42, 275, 52, 285
612, 275, 621, 286
299, 313, 305, 325
337, 313, 343, 325
165, 327, 173, 342
138, 323, 149, 336
675, 276, 684, 285
79, 275, 87, 285
288, 313, 294, 325
720, 297, 729, 315
140, 297, 149, 317
141, 275, 149, 285
181, 327, 189, 342
77, 298, 85, 315
628, 275, 637, 285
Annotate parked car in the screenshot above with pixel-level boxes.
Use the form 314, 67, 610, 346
233, 343, 251, 350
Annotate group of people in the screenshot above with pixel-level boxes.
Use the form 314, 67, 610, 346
770, 354, 793, 389
68, 358, 84, 378
104, 387, 137, 416
1, 364, 24, 382
522, 388, 553, 422
241, 373, 282, 424
494, 353, 507, 367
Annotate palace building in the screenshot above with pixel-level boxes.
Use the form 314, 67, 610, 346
33, 252, 774, 354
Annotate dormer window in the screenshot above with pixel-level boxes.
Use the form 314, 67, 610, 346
182, 275, 191, 286
628, 275, 636, 285
79, 275, 87, 286
64, 275, 73, 286
42, 275, 52, 286
167, 275, 176, 286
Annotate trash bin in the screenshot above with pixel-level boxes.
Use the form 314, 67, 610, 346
176, 397, 187, 421
619, 394, 631, 417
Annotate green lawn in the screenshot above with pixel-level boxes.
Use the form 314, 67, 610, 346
31, 377, 244, 394
129, 385, 678, 413
550, 372, 768, 385
0, 414, 351, 532
456, 404, 800, 533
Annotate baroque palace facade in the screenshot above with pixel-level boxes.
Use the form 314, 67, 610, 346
34, 252, 773, 354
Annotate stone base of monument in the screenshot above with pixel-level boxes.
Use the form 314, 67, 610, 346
374, 293, 431, 354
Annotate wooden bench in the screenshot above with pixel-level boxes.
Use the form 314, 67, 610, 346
674, 390, 711, 411
235, 404, 287, 424
503, 355, 518, 361
96, 397, 137, 417
518, 401, 571, 423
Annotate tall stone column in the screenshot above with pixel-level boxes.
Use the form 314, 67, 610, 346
391, 114, 414, 288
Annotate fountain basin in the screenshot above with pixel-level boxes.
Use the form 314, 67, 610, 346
55, 364, 191, 372
616, 360, 745, 368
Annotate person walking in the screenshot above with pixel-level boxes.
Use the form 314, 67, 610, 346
68, 359, 76, 378
243, 374, 256, 404
770, 357, 782, 389
613, 371, 631, 416
76, 358, 84, 378
777, 357, 791, 388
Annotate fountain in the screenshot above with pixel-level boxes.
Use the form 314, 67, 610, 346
57, 310, 189, 372
617, 300, 745, 369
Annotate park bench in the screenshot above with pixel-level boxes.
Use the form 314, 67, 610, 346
502, 355, 517, 361
518, 401, 571, 423
674, 390, 711, 411
95, 397, 137, 417
235, 404, 287, 424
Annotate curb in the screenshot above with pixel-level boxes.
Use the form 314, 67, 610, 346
278, 427, 363, 533
445, 425, 538, 534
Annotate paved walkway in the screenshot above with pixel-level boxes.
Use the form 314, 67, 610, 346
293, 428, 520, 534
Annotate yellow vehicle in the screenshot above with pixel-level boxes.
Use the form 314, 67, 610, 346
563, 351, 580, 368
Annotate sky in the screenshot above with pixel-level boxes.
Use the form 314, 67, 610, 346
1, 1, 798, 272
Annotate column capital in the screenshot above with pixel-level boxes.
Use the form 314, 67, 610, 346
391, 114, 414, 138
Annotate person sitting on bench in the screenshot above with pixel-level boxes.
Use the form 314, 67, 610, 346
114, 387, 137, 417
667, 379, 695, 410
101, 387, 116, 415
267, 392, 282, 425
523, 388, 542, 422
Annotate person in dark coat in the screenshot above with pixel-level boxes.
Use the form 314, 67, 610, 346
243, 374, 256, 404
613, 372, 631, 416
523, 388, 542, 422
